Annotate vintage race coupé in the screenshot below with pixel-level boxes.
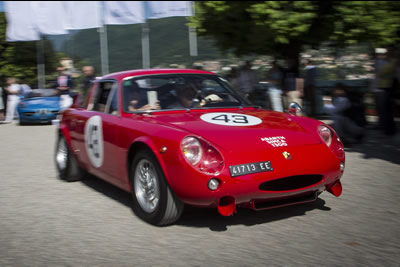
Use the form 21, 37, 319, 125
55, 69, 345, 226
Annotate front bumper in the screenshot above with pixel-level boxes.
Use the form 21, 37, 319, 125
18, 110, 58, 123
164, 143, 344, 209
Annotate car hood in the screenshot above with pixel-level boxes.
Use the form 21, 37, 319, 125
20, 97, 60, 109
147, 109, 322, 152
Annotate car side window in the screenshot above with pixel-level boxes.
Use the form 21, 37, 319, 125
92, 81, 116, 113
123, 80, 148, 113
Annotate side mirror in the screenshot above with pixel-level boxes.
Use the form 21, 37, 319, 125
288, 102, 302, 116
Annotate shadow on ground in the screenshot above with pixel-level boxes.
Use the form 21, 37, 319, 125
177, 198, 330, 231
81, 175, 331, 231
81, 175, 132, 208
339, 122, 400, 165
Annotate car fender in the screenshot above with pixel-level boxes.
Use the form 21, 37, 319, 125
128, 135, 172, 188
59, 123, 73, 150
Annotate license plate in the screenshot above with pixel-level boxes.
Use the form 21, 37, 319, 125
229, 161, 273, 177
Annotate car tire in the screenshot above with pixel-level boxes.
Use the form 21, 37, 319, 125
130, 149, 183, 226
55, 134, 85, 182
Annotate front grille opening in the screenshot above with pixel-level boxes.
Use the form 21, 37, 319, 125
259, 175, 323, 191
253, 192, 317, 210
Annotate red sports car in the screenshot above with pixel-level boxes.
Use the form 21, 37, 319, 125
55, 69, 345, 226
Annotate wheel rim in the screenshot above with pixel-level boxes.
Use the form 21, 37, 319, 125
134, 159, 160, 213
56, 138, 67, 171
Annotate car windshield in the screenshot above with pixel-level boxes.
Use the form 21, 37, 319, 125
122, 74, 249, 113
25, 89, 59, 98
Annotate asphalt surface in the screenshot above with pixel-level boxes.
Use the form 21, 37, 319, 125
0, 121, 399, 266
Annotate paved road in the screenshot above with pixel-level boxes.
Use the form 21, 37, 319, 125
0, 122, 399, 266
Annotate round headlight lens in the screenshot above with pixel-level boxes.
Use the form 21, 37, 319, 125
181, 137, 203, 165
318, 125, 332, 147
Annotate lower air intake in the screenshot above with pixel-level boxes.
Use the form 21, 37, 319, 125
253, 192, 318, 210
259, 175, 323, 191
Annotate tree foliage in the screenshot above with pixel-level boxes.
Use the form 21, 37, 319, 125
0, 13, 56, 88
190, 1, 400, 58
331, 1, 400, 46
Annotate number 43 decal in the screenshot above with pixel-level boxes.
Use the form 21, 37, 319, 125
200, 113, 262, 126
212, 114, 248, 124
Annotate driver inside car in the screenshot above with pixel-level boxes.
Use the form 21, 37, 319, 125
126, 83, 160, 112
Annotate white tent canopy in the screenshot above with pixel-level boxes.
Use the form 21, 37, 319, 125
4, 1, 196, 87
5, 1, 193, 41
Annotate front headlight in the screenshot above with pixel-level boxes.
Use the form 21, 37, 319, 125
181, 137, 203, 165
318, 125, 332, 147
181, 136, 224, 175
318, 124, 345, 159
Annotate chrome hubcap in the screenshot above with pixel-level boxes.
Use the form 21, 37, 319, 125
134, 159, 160, 213
56, 138, 67, 171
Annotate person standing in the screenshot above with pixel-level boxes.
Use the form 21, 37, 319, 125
266, 61, 284, 112
324, 83, 364, 145
373, 48, 388, 129
238, 60, 259, 100
303, 59, 318, 117
376, 47, 397, 136
19, 79, 32, 98
282, 59, 302, 110
81, 66, 96, 106
4, 77, 21, 122
0, 86, 5, 121
226, 67, 240, 92
55, 66, 74, 109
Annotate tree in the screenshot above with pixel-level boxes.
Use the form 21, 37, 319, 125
0, 12, 56, 88
190, 1, 400, 73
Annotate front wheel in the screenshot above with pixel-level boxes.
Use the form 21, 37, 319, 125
55, 134, 85, 182
130, 149, 183, 226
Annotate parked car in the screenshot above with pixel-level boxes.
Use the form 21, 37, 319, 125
17, 89, 60, 125
55, 69, 345, 226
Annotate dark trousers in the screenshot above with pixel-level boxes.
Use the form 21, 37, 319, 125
304, 86, 317, 116
376, 89, 396, 135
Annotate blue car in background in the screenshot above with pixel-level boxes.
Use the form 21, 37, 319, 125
17, 89, 60, 125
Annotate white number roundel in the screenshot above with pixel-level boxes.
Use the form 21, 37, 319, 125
200, 112, 262, 126
84, 115, 104, 168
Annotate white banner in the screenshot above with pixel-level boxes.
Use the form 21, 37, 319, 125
30, 1, 68, 35
63, 1, 101, 30
4, 1, 40, 41
104, 1, 145, 25
5, 1, 195, 42
146, 1, 193, 19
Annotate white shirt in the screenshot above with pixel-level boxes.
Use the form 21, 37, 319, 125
8, 84, 20, 94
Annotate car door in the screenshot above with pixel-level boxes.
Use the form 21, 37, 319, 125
72, 80, 123, 187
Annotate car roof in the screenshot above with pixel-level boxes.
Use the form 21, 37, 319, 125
100, 68, 217, 80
